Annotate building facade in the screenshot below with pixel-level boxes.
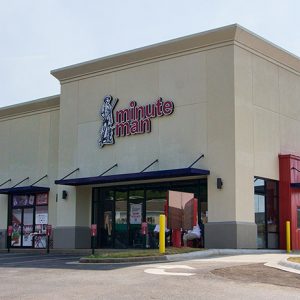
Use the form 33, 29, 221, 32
1, 24, 300, 250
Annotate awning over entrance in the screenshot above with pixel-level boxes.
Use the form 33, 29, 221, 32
55, 167, 210, 186
0, 186, 50, 195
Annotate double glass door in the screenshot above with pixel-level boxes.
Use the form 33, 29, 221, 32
11, 207, 34, 247
92, 179, 204, 249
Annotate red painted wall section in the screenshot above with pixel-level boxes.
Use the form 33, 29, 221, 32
279, 154, 300, 250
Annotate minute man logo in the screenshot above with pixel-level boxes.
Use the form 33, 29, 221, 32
99, 95, 174, 148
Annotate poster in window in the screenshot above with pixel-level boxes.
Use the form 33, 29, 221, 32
13, 195, 34, 207
36, 193, 48, 205
34, 235, 47, 248
35, 206, 48, 225
130, 203, 142, 224
11, 209, 22, 246
35, 213, 48, 225
22, 225, 33, 247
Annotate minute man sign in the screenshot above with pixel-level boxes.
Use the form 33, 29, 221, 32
98, 95, 175, 148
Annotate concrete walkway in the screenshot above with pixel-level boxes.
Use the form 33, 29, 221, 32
1, 247, 299, 274
167, 249, 300, 275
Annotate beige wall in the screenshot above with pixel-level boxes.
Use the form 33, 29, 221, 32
56, 45, 237, 229
76, 187, 92, 227
234, 45, 300, 222
206, 46, 236, 222
0, 107, 60, 229
0, 195, 8, 229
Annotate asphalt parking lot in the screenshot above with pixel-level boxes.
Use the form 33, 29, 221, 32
0, 252, 140, 271
0, 252, 299, 300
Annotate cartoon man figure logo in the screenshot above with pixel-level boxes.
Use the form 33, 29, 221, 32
99, 95, 118, 147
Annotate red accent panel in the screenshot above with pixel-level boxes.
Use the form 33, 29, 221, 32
193, 198, 198, 226
172, 229, 182, 248
279, 154, 300, 250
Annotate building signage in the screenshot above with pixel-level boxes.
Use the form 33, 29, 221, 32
99, 95, 174, 147
7, 226, 13, 237
90, 224, 97, 237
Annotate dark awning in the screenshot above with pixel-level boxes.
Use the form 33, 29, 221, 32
0, 186, 50, 195
55, 167, 210, 186
291, 183, 300, 189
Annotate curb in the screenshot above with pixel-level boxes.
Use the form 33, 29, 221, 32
79, 255, 167, 264
166, 249, 286, 261
79, 249, 285, 264
279, 258, 300, 271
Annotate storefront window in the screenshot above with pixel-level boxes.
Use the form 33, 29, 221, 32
9, 193, 48, 248
254, 177, 279, 249
129, 190, 144, 247
11, 209, 22, 247
92, 179, 207, 249
115, 191, 128, 248
146, 190, 166, 228
35, 205, 48, 248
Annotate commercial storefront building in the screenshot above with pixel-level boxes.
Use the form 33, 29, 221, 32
0, 24, 300, 250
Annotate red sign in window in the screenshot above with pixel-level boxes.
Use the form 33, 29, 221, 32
91, 224, 97, 237
7, 226, 13, 237
141, 222, 148, 235
46, 225, 52, 236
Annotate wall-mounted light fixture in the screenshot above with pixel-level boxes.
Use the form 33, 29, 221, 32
62, 190, 68, 200
217, 178, 223, 189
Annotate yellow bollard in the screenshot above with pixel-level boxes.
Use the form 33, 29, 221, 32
286, 221, 291, 253
159, 214, 165, 254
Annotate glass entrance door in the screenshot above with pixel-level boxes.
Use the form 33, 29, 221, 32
11, 207, 34, 247
11, 209, 22, 247
254, 178, 279, 249
129, 190, 144, 248
22, 208, 34, 247
114, 190, 128, 248
92, 179, 206, 249
99, 190, 114, 248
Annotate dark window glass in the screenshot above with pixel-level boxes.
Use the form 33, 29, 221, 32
297, 208, 300, 229
115, 191, 128, 248
254, 177, 279, 249
146, 190, 166, 227
99, 190, 114, 248
10, 193, 49, 249
92, 179, 207, 249
129, 190, 144, 247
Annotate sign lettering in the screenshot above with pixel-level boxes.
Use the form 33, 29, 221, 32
99, 95, 174, 147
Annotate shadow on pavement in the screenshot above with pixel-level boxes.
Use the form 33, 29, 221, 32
0, 253, 162, 271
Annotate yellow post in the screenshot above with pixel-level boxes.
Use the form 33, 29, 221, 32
286, 221, 291, 253
159, 214, 165, 254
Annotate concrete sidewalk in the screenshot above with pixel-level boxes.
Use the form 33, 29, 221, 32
169, 249, 300, 275
1, 247, 299, 274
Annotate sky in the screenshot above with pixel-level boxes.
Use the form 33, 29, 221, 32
0, 0, 299, 108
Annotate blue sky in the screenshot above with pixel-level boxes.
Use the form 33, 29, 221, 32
1, 0, 299, 107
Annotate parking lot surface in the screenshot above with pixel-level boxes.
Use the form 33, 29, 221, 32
0, 252, 299, 300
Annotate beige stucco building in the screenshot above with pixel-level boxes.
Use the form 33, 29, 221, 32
1, 24, 300, 250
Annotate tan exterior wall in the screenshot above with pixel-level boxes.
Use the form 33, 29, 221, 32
56, 45, 236, 233
0, 105, 60, 235
234, 45, 300, 224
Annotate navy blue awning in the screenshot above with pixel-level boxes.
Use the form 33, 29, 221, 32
291, 183, 300, 189
55, 167, 210, 186
0, 186, 50, 195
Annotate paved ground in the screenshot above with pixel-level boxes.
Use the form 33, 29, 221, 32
0, 252, 299, 299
